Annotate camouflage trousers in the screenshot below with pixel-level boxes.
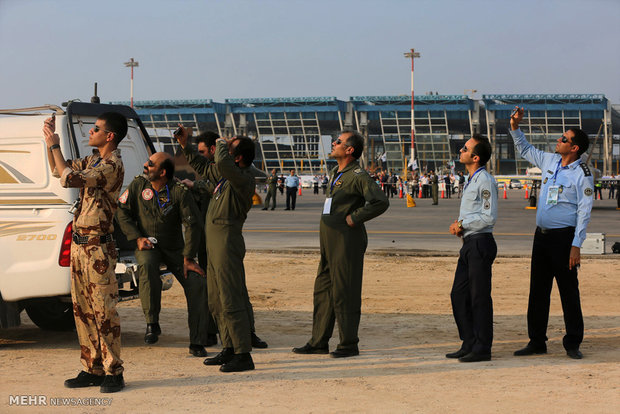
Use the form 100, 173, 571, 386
70, 241, 123, 376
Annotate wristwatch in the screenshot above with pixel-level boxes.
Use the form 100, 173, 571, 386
49, 144, 60, 151
457, 220, 463, 230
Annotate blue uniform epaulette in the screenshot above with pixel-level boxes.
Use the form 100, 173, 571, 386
579, 163, 591, 177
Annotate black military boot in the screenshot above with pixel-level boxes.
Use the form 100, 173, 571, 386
144, 323, 161, 344
100, 373, 125, 393
220, 353, 255, 373
64, 371, 104, 388
203, 347, 234, 366
189, 344, 208, 357
251, 332, 268, 349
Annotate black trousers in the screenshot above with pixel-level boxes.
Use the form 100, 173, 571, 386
527, 227, 583, 351
286, 186, 297, 210
451, 233, 496, 354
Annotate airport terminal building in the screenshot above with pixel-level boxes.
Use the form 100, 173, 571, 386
111, 94, 619, 176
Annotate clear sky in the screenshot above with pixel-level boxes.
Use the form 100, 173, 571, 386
1, 0, 618, 108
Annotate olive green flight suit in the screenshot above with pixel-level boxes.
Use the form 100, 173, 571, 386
116, 176, 210, 346
309, 161, 389, 351
264, 173, 278, 209
183, 141, 255, 354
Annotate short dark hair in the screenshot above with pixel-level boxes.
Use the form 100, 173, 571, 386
341, 130, 364, 159
196, 131, 219, 148
160, 158, 175, 180
233, 136, 255, 165
568, 128, 589, 157
471, 133, 492, 166
99, 112, 128, 145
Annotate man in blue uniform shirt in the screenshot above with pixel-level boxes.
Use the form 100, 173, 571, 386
447, 134, 498, 362
284, 170, 300, 210
510, 107, 594, 360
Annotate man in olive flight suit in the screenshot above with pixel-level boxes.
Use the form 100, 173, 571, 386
116, 152, 210, 357
293, 130, 389, 358
262, 168, 278, 210
176, 127, 260, 372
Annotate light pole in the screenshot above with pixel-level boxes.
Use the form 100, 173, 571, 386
404, 49, 420, 171
124, 58, 139, 108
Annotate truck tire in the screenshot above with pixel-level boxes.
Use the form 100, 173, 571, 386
24, 298, 75, 331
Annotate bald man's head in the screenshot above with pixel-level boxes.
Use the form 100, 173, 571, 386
144, 152, 175, 182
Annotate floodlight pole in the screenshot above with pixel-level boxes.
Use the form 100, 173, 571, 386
404, 49, 420, 171
124, 58, 139, 108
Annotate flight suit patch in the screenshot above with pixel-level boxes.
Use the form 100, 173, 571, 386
118, 189, 129, 204
142, 189, 154, 201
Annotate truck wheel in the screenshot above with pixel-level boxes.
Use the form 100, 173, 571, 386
24, 298, 75, 331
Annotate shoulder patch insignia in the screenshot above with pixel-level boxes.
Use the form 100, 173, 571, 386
584, 188, 593, 196
579, 163, 592, 177
335, 180, 343, 186
142, 188, 154, 201
118, 189, 129, 204
482, 189, 491, 199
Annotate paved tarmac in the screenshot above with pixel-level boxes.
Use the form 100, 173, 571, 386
245, 188, 620, 256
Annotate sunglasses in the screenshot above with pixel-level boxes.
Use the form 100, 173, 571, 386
560, 135, 573, 144
333, 138, 350, 147
460, 146, 476, 155
147, 159, 156, 167
93, 125, 113, 134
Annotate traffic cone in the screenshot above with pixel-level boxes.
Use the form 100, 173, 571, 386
418, 185, 423, 198
441, 184, 445, 199
399, 184, 403, 198
524, 184, 529, 199
298, 186, 302, 196
503, 183, 508, 199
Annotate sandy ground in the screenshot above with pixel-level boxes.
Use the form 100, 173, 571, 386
1, 252, 619, 413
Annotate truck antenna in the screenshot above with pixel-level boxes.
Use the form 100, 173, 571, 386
91, 82, 100, 104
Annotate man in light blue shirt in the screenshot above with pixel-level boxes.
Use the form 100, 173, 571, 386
510, 107, 594, 360
447, 134, 498, 362
284, 169, 300, 210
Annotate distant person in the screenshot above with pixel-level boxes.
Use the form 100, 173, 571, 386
457, 172, 465, 198
321, 175, 328, 194
116, 152, 210, 357
430, 170, 439, 205
510, 107, 594, 360
313, 175, 319, 194
285, 169, 300, 210
444, 174, 452, 198
447, 134, 498, 362
607, 176, 615, 199
293, 130, 389, 358
44, 112, 127, 393
262, 169, 278, 210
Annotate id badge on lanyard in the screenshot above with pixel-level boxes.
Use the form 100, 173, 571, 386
323, 198, 332, 214
546, 186, 559, 205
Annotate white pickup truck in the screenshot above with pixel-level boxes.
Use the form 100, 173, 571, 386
0, 101, 159, 330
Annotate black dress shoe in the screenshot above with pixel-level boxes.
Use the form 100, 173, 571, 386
100, 373, 125, 393
189, 344, 208, 357
270, 207, 275, 210
220, 353, 255, 373
566, 349, 583, 359
292, 343, 329, 354
64, 371, 104, 388
204, 347, 234, 366
445, 348, 470, 359
458, 352, 491, 362
514, 344, 547, 356
284, 208, 290, 210
330, 348, 359, 358
261, 208, 268, 210
144, 323, 161, 344
205, 333, 218, 347
251, 333, 268, 349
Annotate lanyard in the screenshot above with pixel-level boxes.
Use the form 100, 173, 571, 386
464, 167, 485, 191
92, 157, 102, 168
330, 172, 344, 194
154, 185, 170, 209
551, 159, 569, 184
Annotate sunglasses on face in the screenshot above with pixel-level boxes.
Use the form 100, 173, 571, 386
93, 125, 113, 134
147, 159, 155, 167
333, 138, 349, 147
560, 135, 573, 144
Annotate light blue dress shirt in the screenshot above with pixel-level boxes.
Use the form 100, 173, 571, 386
510, 128, 594, 247
285, 175, 300, 188
459, 167, 498, 237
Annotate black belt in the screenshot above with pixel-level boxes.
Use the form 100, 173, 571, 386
72, 233, 114, 245
536, 226, 575, 235
463, 232, 494, 243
